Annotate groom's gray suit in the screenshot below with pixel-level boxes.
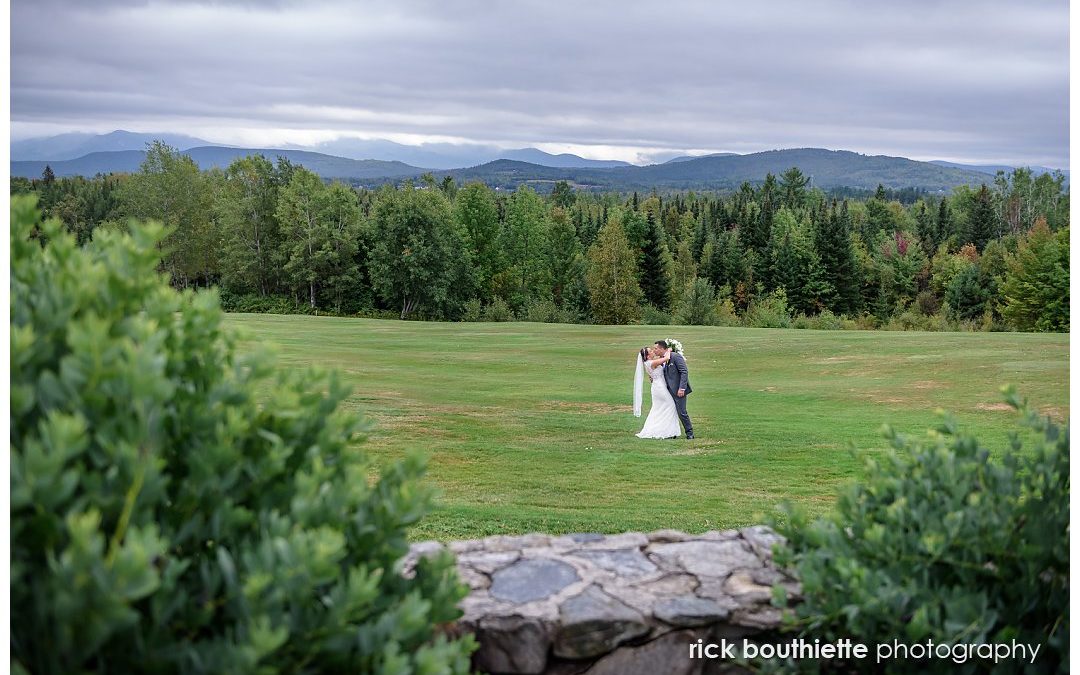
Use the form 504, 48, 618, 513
662, 353, 694, 438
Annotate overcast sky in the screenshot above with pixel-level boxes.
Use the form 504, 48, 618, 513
10, 0, 1071, 167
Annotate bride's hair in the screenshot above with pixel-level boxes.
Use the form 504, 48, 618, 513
639, 347, 650, 362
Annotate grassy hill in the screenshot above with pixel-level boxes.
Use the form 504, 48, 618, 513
226, 314, 1069, 540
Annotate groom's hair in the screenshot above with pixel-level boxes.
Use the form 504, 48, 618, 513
654, 340, 668, 349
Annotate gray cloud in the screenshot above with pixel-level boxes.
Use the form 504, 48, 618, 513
11, 0, 1070, 166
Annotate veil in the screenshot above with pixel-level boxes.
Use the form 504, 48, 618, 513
633, 353, 644, 417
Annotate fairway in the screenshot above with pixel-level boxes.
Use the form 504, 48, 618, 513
227, 314, 1069, 540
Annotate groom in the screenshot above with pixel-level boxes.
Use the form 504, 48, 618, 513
656, 340, 694, 439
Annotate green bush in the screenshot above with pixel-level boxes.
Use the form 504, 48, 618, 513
641, 303, 672, 325
773, 389, 1068, 673
745, 289, 793, 328
714, 297, 741, 327
461, 298, 484, 322
915, 290, 942, 317
524, 298, 573, 324
792, 309, 844, 330
219, 290, 315, 315
482, 297, 514, 322
10, 196, 475, 674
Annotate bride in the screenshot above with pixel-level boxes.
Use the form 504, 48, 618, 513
633, 346, 681, 439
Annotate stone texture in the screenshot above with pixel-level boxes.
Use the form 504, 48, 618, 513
585, 629, 703, 675
474, 616, 554, 675
654, 596, 737, 627
410, 527, 795, 674
647, 539, 763, 578
569, 548, 658, 578
491, 558, 580, 603
460, 550, 521, 574
555, 585, 650, 658
723, 570, 773, 603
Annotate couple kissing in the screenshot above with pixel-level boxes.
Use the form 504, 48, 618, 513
633, 338, 694, 440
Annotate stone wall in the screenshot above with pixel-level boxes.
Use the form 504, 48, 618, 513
404, 526, 799, 675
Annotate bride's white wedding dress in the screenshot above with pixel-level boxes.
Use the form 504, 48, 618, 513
636, 362, 681, 439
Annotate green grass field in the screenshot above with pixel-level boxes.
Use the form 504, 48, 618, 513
227, 314, 1069, 541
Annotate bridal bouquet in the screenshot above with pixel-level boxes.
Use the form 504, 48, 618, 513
665, 338, 684, 356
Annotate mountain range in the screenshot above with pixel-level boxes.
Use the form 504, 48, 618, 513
11, 131, 629, 170
10, 130, 1066, 192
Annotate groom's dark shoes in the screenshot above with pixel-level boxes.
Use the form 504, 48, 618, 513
685, 432, 694, 440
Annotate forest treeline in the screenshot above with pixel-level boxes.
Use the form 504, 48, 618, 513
12, 141, 1069, 332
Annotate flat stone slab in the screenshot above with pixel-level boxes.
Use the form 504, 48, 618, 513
490, 558, 580, 603
647, 539, 763, 578
569, 548, 658, 578
654, 595, 736, 627
555, 585, 650, 658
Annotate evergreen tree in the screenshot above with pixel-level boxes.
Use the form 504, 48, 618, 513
639, 214, 673, 310
914, 200, 938, 258
768, 208, 831, 315
968, 184, 999, 252
674, 278, 719, 325
863, 196, 894, 241
706, 227, 746, 292
814, 201, 861, 314
552, 180, 576, 209
691, 211, 709, 262
586, 218, 642, 324
779, 166, 810, 210
547, 206, 583, 307
945, 263, 993, 321
749, 179, 771, 249
937, 197, 954, 244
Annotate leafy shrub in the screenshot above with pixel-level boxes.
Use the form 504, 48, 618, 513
852, 313, 880, 330
461, 298, 484, 322
641, 303, 672, 325
884, 308, 939, 332
10, 196, 475, 674
745, 288, 792, 328
354, 307, 404, 321
482, 297, 514, 322
524, 298, 573, 323
915, 290, 942, 316
792, 309, 844, 330
773, 389, 1068, 673
715, 297, 741, 327
219, 290, 315, 315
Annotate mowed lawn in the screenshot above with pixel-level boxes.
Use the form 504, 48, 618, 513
227, 314, 1069, 540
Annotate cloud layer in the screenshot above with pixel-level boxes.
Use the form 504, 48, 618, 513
11, 0, 1070, 166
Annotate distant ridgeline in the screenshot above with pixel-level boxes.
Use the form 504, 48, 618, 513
13, 139, 1068, 192
10, 141, 1069, 333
